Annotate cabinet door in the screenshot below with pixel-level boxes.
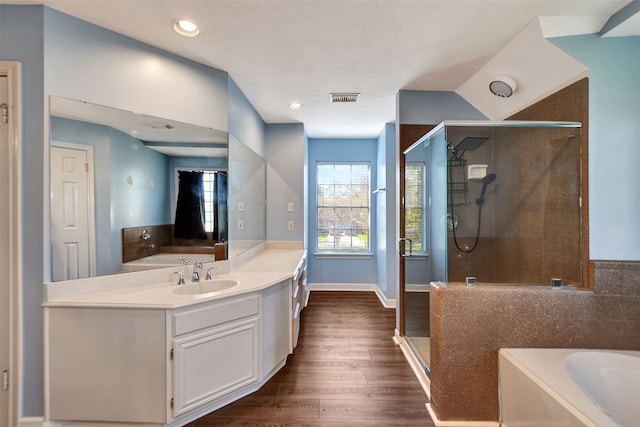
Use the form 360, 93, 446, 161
173, 319, 259, 416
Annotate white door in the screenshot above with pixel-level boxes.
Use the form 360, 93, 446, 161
51, 146, 92, 281
0, 73, 10, 427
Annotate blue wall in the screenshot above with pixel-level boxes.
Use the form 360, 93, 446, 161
228, 77, 266, 157
0, 5, 46, 416
265, 123, 306, 242
375, 123, 397, 300
307, 138, 378, 285
549, 35, 640, 261
108, 129, 171, 270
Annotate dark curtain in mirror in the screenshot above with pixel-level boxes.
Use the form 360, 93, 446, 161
174, 171, 207, 240
214, 172, 228, 243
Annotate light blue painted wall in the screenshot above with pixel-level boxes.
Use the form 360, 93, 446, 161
228, 77, 266, 158
375, 123, 398, 299
549, 35, 640, 261
265, 124, 306, 242
0, 5, 46, 416
398, 90, 488, 124
108, 128, 171, 272
307, 138, 378, 285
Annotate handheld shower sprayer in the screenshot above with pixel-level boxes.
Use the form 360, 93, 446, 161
476, 173, 497, 205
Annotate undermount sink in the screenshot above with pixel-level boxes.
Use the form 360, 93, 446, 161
173, 279, 239, 295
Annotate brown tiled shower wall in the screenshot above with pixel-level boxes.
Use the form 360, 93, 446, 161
429, 261, 640, 422
447, 126, 582, 285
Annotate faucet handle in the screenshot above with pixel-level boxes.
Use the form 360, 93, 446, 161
172, 271, 185, 285
206, 266, 218, 280
178, 256, 187, 265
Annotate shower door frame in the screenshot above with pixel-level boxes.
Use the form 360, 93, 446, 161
398, 125, 435, 337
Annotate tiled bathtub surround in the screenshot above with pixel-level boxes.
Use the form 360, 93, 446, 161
429, 260, 640, 422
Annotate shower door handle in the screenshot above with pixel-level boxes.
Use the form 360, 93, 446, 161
399, 237, 413, 257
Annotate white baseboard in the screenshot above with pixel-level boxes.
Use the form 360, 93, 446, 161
374, 285, 396, 308
308, 283, 396, 308
309, 282, 376, 292
20, 417, 43, 427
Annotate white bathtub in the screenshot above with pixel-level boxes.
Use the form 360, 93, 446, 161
121, 253, 215, 272
499, 348, 640, 427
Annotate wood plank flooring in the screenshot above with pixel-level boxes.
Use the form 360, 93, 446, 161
187, 291, 434, 426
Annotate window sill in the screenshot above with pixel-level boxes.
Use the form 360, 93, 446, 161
313, 252, 374, 259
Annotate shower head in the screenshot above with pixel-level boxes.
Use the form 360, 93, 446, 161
452, 136, 490, 156
477, 173, 497, 205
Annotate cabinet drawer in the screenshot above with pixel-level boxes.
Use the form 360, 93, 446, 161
172, 295, 259, 336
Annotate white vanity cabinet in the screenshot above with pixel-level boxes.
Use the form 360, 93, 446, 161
46, 307, 169, 423
46, 282, 294, 426
45, 249, 306, 426
291, 253, 308, 349
171, 295, 260, 416
46, 295, 261, 424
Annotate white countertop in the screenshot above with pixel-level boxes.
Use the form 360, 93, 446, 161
44, 248, 306, 309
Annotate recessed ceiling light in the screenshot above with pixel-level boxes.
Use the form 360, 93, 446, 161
289, 102, 304, 110
172, 20, 200, 37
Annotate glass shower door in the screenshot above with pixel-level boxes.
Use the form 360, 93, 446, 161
401, 136, 433, 373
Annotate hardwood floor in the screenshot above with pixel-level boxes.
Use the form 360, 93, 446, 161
188, 291, 434, 426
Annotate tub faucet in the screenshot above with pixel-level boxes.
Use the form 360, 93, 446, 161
192, 261, 203, 282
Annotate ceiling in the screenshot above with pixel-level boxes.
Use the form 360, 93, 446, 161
3, 0, 639, 138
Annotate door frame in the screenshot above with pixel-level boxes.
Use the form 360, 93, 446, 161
50, 141, 97, 278
0, 61, 22, 427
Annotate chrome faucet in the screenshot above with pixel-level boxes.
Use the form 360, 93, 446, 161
173, 271, 185, 285
192, 261, 203, 282
206, 266, 217, 280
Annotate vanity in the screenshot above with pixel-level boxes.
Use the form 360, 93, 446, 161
43, 246, 307, 426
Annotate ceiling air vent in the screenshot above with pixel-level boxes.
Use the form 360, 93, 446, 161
330, 93, 360, 103
145, 122, 174, 130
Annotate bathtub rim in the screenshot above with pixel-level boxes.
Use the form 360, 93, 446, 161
499, 348, 639, 427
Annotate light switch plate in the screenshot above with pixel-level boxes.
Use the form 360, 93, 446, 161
287, 202, 294, 212
237, 220, 244, 230
287, 221, 294, 231
237, 202, 245, 212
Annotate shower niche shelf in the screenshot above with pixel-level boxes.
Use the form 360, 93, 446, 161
447, 158, 468, 207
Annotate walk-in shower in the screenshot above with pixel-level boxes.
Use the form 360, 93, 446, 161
401, 120, 583, 375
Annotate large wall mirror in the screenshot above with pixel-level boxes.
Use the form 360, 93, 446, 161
49, 96, 266, 281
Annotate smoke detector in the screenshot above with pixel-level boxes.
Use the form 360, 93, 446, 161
489, 76, 517, 98
330, 93, 360, 103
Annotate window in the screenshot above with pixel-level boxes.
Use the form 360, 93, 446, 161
175, 169, 220, 233
316, 162, 370, 252
405, 162, 425, 252
201, 171, 216, 233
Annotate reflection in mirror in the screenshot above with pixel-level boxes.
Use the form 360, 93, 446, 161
228, 136, 267, 258
49, 97, 265, 281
